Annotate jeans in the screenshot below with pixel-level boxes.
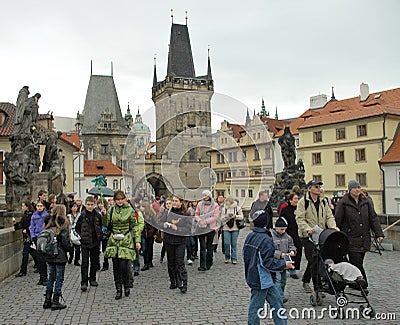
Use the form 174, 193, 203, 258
223, 230, 239, 262
198, 231, 214, 269
46, 263, 66, 294
81, 245, 100, 285
142, 236, 154, 266
132, 247, 140, 273
186, 236, 195, 260
248, 286, 287, 325
273, 271, 287, 299
20, 241, 37, 274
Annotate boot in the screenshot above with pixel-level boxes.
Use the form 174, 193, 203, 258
37, 276, 47, 286
43, 290, 52, 309
115, 283, 122, 300
124, 285, 130, 297
51, 293, 66, 310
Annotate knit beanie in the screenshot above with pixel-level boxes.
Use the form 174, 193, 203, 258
348, 180, 360, 192
252, 210, 269, 228
202, 190, 213, 199
275, 217, 288, 228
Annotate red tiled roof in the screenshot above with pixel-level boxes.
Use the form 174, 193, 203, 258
60, 132, 81, 150
84, 160, 123, 176
227, 123, 245, 141
260, 116, 286, 135
0, 102, 16, 136
299, 87, 400, 129
275, 87, 400, 136
380, 123, 400, 164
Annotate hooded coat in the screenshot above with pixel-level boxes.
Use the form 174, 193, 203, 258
104, 202, 144, 261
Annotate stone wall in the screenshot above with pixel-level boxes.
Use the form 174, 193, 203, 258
385, 225, 400, 251
0, 226, 22, 282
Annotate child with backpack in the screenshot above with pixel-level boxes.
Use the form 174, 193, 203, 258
42, 204, 73, 310
271, 217, 297, 303
243, 210, 293, 325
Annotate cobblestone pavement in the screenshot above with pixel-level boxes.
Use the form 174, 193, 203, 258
0, 228, 398, 324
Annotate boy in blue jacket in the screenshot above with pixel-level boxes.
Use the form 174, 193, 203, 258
243, 210, 293, 325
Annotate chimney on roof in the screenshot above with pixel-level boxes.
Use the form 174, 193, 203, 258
310, 94, 327, 110
360, 83, 369, 102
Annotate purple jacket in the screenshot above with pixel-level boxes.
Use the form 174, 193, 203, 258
30, 210, 48, 239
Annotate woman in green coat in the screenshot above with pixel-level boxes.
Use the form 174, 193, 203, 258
104, 190, 143, 300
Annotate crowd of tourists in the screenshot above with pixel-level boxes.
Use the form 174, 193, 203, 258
13, 188, 246, 310
13, 179, 384, 324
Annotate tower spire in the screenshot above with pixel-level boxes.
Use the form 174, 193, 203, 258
185, 11, 188, 25
111, 61, 113, 77
153, 55, 158, 87
207, 46, 212, 80
245, 107, 251, 126
260, 97, 268, 117
90, 60, 93, 75
330, 86, 337, 101
170, 8, 174, 23
275, 106, 278, 120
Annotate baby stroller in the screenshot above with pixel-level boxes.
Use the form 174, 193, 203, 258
310, 228, 375, 317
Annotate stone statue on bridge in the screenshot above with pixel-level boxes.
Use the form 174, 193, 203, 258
4, 86, 66, 211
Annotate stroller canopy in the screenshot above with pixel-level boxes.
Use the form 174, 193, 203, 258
319, 228, 349, 262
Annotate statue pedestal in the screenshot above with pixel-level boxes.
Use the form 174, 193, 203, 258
30, 172, 50, 202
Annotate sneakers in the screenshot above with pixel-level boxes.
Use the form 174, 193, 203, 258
290, 274, 299, 279
303, 282, 313, 293
224, 260, 230, 264
81, 284, 88, 291
232, 261, 238, 265
187, 259, 193, 265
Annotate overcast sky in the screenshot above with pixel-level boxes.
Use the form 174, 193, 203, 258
1, 0, 399, 127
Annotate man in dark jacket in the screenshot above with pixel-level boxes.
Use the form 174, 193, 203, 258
335, 180, 384, 287
243, 210, 292, 325
75, 196, 103, 291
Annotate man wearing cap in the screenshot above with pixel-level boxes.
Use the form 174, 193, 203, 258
334, 180, 384, 287
249, 190, 273, 229
295, 180, 338, 295
194, 190, 220, 271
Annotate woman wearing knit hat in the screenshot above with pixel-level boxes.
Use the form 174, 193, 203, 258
334, 180, 384, 288
194, 190, 220, 271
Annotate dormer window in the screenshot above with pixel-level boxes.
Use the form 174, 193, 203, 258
0, 112, 6, 126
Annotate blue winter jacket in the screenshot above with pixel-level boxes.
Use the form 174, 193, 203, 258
243, 227, 286, 289
30, 210, 48, 239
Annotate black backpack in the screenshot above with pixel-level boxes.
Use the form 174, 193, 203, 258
36, 227, 59, 258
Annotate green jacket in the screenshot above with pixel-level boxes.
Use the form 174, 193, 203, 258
295, 192, 336, 238
104, 202, 144, 260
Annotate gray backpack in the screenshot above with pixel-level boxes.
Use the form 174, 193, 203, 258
36, 227, 59, 258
